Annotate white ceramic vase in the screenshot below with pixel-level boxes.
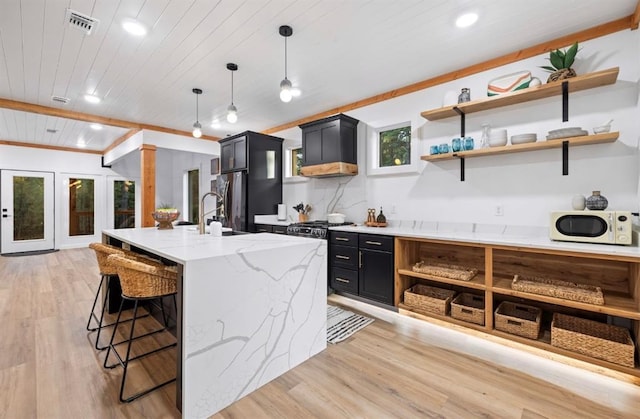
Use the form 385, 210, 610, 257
571, 194, 586, 210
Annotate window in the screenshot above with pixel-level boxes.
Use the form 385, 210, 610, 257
113, 180, 135, 229
292, 147, 303, 176
367, 121, 419, 176
188, 169, 199, 223
69, 178, 94, 236
379, 125, 410, 167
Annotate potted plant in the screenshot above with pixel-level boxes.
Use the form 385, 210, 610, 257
540, 42, 579, 83
152, 203, 180, 229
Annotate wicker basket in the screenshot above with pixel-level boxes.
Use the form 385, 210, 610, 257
412, 261, 478, 281
451, 293, 485, 325
551, 313, 635, 368
494, 301, 542, 339
511, 275, 604, 305
108, 254, 178, 298
404, 284, 456, 315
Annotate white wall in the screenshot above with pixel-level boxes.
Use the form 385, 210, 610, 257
277, 30, 640, 227
0, 145, 119, 249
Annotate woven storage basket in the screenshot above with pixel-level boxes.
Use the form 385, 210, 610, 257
511, 275, 604, 305
412, 261, 478, 281
404, 284, 456, 315
494, 301, 541, 339
451, 293, 485, 325
551, 313, 635, 368
108, 254, 177, 299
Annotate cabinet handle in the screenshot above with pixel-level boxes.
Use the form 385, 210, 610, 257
359, 251, 362, 268
336, 255, 350, 260
365, 240, 382, 246
257, 229, 268, 232
335, 277, 349, 283
335, 237, 349, 241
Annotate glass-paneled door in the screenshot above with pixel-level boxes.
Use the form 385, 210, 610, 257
0, 170, 54, 253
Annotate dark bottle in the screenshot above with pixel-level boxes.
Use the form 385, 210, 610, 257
376, 207, 386, 223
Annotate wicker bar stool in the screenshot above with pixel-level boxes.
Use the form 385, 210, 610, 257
103, 254, 178, 403
86, 243, 151, 350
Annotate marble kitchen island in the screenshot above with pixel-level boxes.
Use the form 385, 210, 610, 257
102, 227, 327, 418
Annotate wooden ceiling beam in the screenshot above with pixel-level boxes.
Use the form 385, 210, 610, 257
262, 14, 636, 135
0, 98, 220, 142
632, 0, 640, 29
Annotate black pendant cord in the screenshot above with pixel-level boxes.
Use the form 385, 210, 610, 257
195, 94, 199, 124
230, 71, 234, 105
284, 36, 288, 79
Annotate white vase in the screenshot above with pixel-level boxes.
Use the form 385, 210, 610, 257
571, 194, 586, 210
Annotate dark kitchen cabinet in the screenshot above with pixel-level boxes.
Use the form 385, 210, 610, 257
328, 231, 394, 306
255, 224, 288, 234
220, 135, 247, 173
359, 234, 394, 305
299, 113, 359, 177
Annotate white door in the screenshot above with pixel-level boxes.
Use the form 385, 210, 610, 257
1, 170, 55, 253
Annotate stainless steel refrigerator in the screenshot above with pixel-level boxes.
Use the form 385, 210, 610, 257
215, 171, 247, 232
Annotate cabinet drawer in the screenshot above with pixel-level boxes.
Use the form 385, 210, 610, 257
331, 267, 358, 294
272, 225, 288, 234
330, 231, 358, 246
330, 244, 358, 269
359, 234, 393, 252
255, 224, 273, 233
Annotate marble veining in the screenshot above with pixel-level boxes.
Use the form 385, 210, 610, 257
102, 228, 327, 419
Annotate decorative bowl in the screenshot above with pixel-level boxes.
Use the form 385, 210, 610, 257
152, 210, 180, 229
510, 133, 537, 144
327, 213, 346, 224
489, 137, 508, 147
593, 125, 611, 134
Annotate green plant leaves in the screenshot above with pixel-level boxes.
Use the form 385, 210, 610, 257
549, 51, 564, 70
564, 42, 579, 68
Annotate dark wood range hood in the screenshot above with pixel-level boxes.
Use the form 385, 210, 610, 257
299, 114, 359, 177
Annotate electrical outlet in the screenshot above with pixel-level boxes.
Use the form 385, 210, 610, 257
495, 205, 504, 216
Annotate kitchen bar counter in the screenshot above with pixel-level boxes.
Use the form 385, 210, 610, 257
330, 222, 640, 258
102, 228, 327, 418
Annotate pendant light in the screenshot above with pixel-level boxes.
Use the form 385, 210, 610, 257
279, 25, 293, 103
226, 63, 238, 123
192, 88, 202, 138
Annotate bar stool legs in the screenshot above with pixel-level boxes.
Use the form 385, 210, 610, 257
86, 273, 115, 350
103, 294, 178, 403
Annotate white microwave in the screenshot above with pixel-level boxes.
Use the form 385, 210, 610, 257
550, 211, 632, 245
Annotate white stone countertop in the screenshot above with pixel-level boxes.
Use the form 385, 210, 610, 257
103, 227, 318, 263
329, 221, 640, 259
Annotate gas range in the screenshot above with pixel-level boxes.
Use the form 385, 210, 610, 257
286, 220, 354, 239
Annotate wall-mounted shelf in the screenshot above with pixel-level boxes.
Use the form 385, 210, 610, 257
420, 67, 619, 121
420, 132, 619, 162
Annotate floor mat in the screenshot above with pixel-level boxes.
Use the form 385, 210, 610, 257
327, 305, 374, 344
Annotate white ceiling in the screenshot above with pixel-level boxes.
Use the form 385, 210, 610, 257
0, 0, 637, 151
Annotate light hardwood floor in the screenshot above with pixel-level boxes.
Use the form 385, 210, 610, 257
1, 248, 638, 418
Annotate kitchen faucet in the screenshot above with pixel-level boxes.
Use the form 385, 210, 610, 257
198, 191, 224, 234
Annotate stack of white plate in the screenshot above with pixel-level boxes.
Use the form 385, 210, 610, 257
546, 127, 588, 140
510, 133, 537, 144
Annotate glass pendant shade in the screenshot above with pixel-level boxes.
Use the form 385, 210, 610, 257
192, 121, 202, 138
280, 78, 292, 103
226, 104, 238, 123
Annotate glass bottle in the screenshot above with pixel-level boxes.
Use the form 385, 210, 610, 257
458, 88, 471, 103
480, 123, 491, 149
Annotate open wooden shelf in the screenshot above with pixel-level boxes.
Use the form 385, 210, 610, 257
492, 276, 640, 320
420, 67, 619, 121
398, 302, 487, 333
397, 268, 486, 290
420, 132, 619, 162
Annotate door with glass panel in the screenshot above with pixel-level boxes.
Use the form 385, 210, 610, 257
0, 170, 55, 253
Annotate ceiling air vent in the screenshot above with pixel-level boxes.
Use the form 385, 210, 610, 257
65, 9, 99, 35
46, 129, 58, 134
51, 95, 70, 104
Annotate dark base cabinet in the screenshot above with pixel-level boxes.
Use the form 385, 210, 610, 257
255, 224, 288, 234
329, 231, 394, 306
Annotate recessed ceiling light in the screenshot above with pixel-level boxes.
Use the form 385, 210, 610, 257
84, 94, 101, 104
77, 139, 86, 148
210, 119, 221, 129
122, 18, 147, 36
456, 12, 478, 28
90, 123, 103, 130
